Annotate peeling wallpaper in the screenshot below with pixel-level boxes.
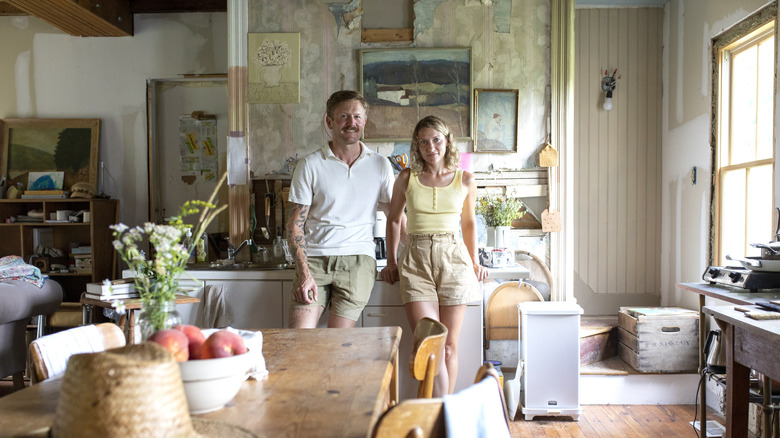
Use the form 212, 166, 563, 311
247, 0, 550, 178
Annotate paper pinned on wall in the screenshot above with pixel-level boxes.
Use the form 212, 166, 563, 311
178, 116, 219, 181
227, 135, 247, 186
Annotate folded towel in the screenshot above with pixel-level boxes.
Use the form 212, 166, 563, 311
0, 255, 44, 288
202, 327, 268, 380
443, 377, 510, 438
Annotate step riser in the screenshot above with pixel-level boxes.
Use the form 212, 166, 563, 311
580, 328, 618, 366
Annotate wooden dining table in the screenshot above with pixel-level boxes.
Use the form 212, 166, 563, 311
0, 326, 402, 438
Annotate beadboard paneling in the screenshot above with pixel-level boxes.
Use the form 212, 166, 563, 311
574, 8, 662, 296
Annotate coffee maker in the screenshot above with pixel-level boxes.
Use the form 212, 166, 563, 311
374, 210, 387, 259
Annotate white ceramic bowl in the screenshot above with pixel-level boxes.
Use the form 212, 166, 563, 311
178, 351, 251, 414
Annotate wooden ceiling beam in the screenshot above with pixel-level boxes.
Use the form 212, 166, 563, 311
0, 2, 25, 15
3, 0, 133, 36
129, 0, 226, 13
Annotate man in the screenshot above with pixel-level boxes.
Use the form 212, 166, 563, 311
287, 90, 397, 328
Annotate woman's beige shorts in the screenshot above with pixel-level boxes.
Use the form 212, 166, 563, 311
399, 233, 480, 306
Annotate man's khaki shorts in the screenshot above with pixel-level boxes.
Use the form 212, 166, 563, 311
399, 233, 480, 306
291, 255, 377, 321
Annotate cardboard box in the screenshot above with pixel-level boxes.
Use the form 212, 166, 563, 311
617, 307, 699, 373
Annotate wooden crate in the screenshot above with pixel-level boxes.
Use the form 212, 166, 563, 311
617, 307, 699, 373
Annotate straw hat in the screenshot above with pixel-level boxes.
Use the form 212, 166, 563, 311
50, 343, 257, 438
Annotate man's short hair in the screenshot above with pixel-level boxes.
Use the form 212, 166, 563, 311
326, 90, 368, 119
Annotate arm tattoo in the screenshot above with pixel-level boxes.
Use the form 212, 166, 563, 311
288, 203, 310, 267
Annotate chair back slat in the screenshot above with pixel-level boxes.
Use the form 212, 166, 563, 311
30, 323, 126, 382
410, 317, 448, 399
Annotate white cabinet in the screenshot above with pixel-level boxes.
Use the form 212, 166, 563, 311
362, 280, 483, 401
202, 280, 284, 329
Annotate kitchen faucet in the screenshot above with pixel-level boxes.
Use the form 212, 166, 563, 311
225, 237, 256, 260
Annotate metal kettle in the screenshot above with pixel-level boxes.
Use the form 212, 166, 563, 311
703, 330, 726, 374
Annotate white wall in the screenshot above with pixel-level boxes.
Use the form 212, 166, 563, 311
573, 8, 664, 315
660, 0, 776, 309
0, 13, 228, 229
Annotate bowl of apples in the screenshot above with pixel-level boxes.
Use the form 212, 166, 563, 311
148, 325, 251, 414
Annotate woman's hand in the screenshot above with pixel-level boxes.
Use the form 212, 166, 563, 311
380, 264, 399, 284
474, 263, 488, 281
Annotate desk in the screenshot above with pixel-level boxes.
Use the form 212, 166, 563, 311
702, 305, 780, 438
678, 282, 780, 438
80, 294, 200, 344
0, 326, 401, 438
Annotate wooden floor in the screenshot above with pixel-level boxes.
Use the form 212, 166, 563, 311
1, 378, 723, 437
508, 405, 721, 437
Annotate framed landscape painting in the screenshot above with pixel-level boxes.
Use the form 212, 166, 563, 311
360, 47, 472, 141
0, 118, 100, 191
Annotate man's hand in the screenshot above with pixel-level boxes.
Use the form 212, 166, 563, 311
293, 274, 318, 304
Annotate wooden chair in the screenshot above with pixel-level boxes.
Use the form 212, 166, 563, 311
410, 317, 448, 399
485, 281, 544, 347
373, 363, 510, 438
29, 323, 125, 383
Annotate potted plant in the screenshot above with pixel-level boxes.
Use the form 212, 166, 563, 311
476, 195, 524, 248
110, 173, 227, 340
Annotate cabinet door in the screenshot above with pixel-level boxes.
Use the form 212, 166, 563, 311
362, 302, 483, 401
361, 306, 417, 400
173, 279, 207, 325
458, 305, 484, 393
204, 280, 284, 329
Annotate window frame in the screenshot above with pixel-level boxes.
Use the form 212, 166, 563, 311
712, 11, 777, 266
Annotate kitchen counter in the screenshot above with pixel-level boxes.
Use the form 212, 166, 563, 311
182, 262, 530, 282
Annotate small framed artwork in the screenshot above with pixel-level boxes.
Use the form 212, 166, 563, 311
360, 47, 472, 141
27, 171, 65, 190
473, 89, 518, 153
248, 32, 301, 104
0, 118, 100, 190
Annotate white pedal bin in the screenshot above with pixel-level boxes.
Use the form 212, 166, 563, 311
518, 301, 583, 421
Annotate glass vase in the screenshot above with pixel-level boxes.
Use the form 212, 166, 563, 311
138, 299, 181, 342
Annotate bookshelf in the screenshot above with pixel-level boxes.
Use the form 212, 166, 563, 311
0, 198, 118, 301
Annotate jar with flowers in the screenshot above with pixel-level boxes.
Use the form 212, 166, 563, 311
476, 195, 524, 248
110, 173, 227, 341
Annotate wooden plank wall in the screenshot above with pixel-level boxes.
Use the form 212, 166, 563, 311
574, 8, 663, 296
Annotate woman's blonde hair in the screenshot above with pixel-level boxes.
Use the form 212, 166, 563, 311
409, 115, 460, 173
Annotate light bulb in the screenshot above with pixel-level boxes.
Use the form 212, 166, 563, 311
603, 90, 613, 111
603, 97, 613, 111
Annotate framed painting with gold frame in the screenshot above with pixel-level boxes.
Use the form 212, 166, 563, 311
474, 89, 518, 152
0, 118, 100, 193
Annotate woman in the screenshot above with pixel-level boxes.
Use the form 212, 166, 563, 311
381, 115, 488, 396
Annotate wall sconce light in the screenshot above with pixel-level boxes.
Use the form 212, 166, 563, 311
601, 68, 620, 111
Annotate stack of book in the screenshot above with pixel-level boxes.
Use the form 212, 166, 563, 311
21, 189, 71, 199
14, 215, 43, 223
84, 279, 139, 300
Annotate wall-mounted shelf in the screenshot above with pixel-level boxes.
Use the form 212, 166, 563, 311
474, 169, 548, 198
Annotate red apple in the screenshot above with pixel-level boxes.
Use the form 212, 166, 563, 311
148, 329, 189, 362
201, 330, 247, 359
173, 324, 207, 360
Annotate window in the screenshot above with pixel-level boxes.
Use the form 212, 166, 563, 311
715, 19, 776, 265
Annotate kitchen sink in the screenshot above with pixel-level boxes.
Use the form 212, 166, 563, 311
187, 261, 294, 271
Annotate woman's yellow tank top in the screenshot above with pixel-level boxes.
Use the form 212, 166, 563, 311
405, 169, 466, 234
